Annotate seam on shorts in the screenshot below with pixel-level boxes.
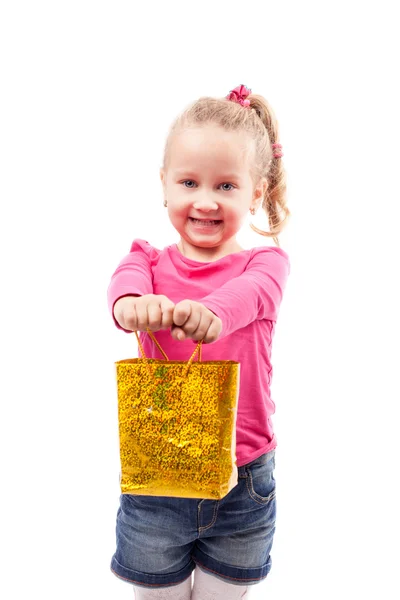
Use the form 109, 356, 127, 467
246, 472, 276, 505
197, 499, 219, 532
192, 558, 267, 583
110, 566, 191, 588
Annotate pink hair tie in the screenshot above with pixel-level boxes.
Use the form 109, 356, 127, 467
272, 143, 284, 159
227, 86, 284, 159
226, 84, 252, 108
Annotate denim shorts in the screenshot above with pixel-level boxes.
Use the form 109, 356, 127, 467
110, 448, 276, 588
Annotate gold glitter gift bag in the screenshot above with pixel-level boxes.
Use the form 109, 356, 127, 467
115, 329, 240, 500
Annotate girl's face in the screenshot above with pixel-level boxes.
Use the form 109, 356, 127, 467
160, 124, 267, 262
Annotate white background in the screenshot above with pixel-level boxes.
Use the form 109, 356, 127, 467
1, 1, 399, 599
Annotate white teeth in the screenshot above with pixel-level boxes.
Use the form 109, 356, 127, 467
190, 218, 220, 225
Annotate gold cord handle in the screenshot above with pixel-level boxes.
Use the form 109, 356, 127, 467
134, 328, 203, 377
135, 329, 169, 360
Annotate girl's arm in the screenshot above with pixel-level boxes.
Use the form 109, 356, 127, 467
198, 247, 290, 339
107, 239, 153, 332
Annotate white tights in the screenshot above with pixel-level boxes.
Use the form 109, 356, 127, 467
133, 565, 250, 599
132, 574, 191, 600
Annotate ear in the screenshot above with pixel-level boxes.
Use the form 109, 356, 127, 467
251, 178, 268, 211
160, 168, 166, 188
160, 168, 167, 203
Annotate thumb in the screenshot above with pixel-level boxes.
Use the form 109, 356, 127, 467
171, 324, 186, 341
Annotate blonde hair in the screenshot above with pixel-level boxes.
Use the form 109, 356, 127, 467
162, 92, 290, 247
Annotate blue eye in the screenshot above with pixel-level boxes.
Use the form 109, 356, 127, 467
182, 180, 234, 191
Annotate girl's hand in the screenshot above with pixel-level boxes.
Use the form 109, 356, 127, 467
113, 294, 175, 332
171, 300, 222, 344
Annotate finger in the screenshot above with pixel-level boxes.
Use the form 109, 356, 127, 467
173, 300, 192, 327
135, 301, 148, 331
146, 300, 162, 331
121, 303, 138, 331
182, 309, 204, 339
170, 325, 186, 341
203, 318, 222, 344
160, 297, 175, 329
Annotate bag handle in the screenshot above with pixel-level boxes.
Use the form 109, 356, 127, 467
135, 329, 170, 360
134, 328, 203, 375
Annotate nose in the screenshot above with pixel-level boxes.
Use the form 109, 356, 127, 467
192, 196, 219, 212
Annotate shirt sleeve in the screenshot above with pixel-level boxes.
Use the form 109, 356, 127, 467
198, 247, 290, 339
107, 239, 154, 333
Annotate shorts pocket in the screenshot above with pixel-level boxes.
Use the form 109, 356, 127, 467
245, 452, 276, 505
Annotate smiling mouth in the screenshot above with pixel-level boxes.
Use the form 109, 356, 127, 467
189, 217, 222, 226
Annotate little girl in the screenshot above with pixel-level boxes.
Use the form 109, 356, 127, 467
107, 84, 291, 600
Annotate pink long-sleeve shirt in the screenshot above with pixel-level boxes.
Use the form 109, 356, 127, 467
107, 238, 290, 467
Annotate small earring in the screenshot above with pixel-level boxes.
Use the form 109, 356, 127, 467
163, 200, 167, 207
250, 207, 256, 215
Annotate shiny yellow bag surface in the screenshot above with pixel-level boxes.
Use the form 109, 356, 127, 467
115, 329, 240, 500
